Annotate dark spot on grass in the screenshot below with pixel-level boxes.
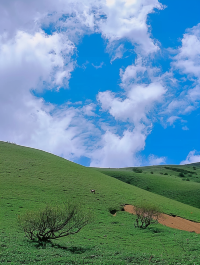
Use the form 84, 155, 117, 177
1, 244, 7, 247
109, 209, 117, 215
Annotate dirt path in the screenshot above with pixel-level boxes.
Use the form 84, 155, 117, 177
124, 205, 200, 234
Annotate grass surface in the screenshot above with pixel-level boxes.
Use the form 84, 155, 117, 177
96, 165, 200, 209
1, 141, 200, 264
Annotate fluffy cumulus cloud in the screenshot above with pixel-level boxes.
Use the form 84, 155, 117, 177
0, 0, 166, 167
98, 82, 166, 125
90, 126, 147, 167
0, 0, 103, 161
0, 0, 63, 37
102, 0, 164, 54
148, 154, 166, 166
0, 29, 98, 160
0, 30, 75, 89
119, 56, 170, 89
82, 103, 96, 116
120, 58, 147, 85
173, 24, 200, 80
169, 24, 200, 116
180, 150, 200, 165
0, 87, 97, 161
0, 0, 97, 35
98, 56, 166, 126
95, 56, 168, 167
6, 0, 200, 167
0, 0, 163, 50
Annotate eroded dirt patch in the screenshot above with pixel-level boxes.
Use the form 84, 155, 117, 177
124, 205, 200, 234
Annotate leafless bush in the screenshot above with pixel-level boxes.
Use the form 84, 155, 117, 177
18, 203, 90, 242
134, 203, 160, 229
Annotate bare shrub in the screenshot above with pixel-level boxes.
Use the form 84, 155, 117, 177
18, 203, 90, 242
134, 203, 160, 229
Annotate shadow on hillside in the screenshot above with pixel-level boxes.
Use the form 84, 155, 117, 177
148, 226, 163, 234
33, 240, 92, 253
50, 243, 92, 254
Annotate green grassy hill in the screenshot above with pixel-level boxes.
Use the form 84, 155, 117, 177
1, 141, 200, 264
96, 165, 200, 209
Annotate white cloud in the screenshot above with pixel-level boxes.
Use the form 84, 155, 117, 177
0, 30, 75, 91
173, 24, 200, 80
0, 90, 97, 160
169, 23, 200, 116
182, 126, 189, 130
0, 29, 100, 160
82, 104, 96, 116
0, 0, 163, 53
100, 0, 164, 54
98, 82, 166, 125
188, 85, 200, 101
120, 57, 147, 86
0, 0, 102, 46
0, 0, 170, 168
52, 0, 163, 56
96, 56, 167, 167
180, 150, 200, 165
148, 154, 166, 166
110, 44, 126, 62
92, 62, 104, 69
167, 116, 180, 125
0, 93, 99, 160
119, 56, 168, 90
90, 127, 146, 167
165, 97, 196, 115
0, 0, 63, 37
166, 100, 186, 113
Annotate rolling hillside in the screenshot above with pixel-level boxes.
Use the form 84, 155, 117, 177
97, 163, 200, 208
96, 165, 200, 209
1, 141, 200, 264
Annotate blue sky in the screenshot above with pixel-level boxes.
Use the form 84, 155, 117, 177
0, 0, 200, 167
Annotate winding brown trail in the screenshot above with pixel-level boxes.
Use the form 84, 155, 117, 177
124, 205, 200, 234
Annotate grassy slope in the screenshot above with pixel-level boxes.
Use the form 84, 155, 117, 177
1, 141, 200, 264
96, 165, 200, 209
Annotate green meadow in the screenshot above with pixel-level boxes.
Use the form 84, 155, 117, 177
1, 141, 200, 264
97, 165, 200, 209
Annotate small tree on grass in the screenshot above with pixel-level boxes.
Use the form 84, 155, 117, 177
18, 203, 90, 242
134, 203, 160, 229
